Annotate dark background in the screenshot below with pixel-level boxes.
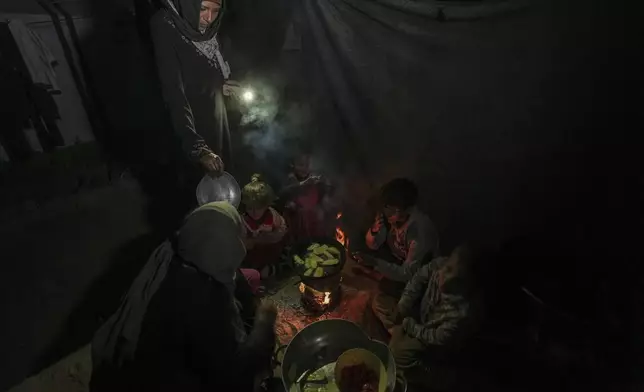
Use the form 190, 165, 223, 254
0, 0, 641, 390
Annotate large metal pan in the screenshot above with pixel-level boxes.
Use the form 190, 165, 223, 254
277, 319, 406, 392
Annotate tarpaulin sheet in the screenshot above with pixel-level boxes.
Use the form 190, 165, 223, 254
279, 0, 633, 247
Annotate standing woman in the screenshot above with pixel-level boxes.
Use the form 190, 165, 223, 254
150, 0, 241, 197
90, 202, 276, 391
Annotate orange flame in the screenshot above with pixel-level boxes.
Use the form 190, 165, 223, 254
335, 212, 348, 247
335, 227, 346, 247
322, 292, 331, 305
300, 282, 333, 306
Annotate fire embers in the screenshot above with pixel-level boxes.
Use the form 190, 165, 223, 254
299, 280, 342, 313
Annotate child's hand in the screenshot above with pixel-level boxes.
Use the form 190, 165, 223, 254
300, 175, 321, 186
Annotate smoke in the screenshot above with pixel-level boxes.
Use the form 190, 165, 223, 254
242, 121, 288, 161
239, 76, 317, 184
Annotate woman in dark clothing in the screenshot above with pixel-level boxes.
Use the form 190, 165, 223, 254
150, 0, 241, 183
90, 202, 276, 392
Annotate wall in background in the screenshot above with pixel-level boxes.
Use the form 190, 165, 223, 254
0, 13, 95, 150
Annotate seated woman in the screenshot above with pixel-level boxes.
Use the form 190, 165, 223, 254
241, 174, 288, 278
389, 245, 480, 387
90, 202, 277, 392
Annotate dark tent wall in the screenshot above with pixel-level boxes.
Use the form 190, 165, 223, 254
273, 3, 641, 370
278, 0, 639, 254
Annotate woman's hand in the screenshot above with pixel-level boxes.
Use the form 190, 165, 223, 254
223, 79, 242, 98
199, 152, 224, 177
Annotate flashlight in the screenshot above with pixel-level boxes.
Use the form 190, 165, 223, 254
242, 89, 255, 103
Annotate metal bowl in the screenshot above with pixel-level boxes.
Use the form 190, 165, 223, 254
195, 171, 241, 208
278, 319, 403, 392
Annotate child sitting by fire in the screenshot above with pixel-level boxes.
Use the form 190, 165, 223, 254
280, 150, 334, 242
240, 174, 288, 279
354, 178, 440, 334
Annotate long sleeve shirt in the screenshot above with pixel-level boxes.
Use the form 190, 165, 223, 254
149, 12, 230, 163
242, 207, 288, 244
398, 261, 472, 347
365, 208, 439, 282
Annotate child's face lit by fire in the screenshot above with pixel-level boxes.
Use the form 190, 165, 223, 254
293, 155, 311, 179
383, 205, 408, 225
246, 205, 268, 221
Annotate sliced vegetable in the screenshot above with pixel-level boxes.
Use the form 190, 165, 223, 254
312, 245, 329, 254
304, 268, 314, 276
313, 267, 324, 277
328, 247, 341, 256
322, 250, 335, 259
307, 254, 324, 263
307, 243, 321, 251
294, 255, 305, 265
320, 258, 339, 266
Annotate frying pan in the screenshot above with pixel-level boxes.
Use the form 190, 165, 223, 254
276, 319, 405, 392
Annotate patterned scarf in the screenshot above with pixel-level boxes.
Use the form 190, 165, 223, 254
166, 0, 231, 78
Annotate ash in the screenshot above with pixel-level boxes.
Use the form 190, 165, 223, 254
268, 276, 371, 345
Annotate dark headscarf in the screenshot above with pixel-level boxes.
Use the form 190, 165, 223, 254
162, 0, 225, 42
91, 202, 246, 368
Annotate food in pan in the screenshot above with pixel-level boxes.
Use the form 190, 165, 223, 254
294, 243, 342, 277
338, 364, 378, 392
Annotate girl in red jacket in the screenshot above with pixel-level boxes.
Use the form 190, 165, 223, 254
240, 174, 288, 278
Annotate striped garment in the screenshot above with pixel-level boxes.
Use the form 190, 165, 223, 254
398, 258, 472, 346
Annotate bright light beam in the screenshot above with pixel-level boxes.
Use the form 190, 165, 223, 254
242, 89, 255, 103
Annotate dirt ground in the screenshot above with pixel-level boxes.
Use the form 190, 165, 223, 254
4, 250, 386, 392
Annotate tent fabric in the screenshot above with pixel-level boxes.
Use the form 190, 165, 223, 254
282, 0, 631, 247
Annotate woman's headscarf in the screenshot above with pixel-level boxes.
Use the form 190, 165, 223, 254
176, 201, 246, 293
161, 0, 226, 42
91, 202, 245, 368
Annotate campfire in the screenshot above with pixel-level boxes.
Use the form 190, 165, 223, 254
298, 212, 349, 313
335, 212, 349, 249
299, 277, 341, 313
299, 282, 331, 305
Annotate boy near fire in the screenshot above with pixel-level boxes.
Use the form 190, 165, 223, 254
241, 174, 288, 278
359, 178, 439, 333
281, 151, 333, 242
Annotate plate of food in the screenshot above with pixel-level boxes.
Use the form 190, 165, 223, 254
291, 238, 346, 278
334, 348, 387, 392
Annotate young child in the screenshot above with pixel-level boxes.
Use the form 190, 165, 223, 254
240, 174, 288, 278
281, 152, 333, 242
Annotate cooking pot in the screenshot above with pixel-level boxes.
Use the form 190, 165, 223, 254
291, 237, 347, 282
276, 319, 406, 392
